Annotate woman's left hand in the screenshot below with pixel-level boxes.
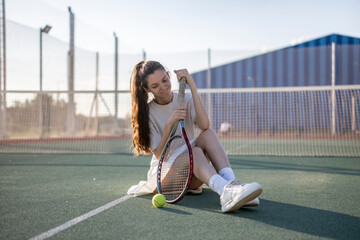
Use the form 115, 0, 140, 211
174, 69, 195, 89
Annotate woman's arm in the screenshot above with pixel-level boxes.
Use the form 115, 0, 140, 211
174, 69, 210, 130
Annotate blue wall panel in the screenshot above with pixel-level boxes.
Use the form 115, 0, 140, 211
354, 39, 360, 84
276, 50, 283, 87
288, 48, 295, 86
192, 34, 360, 89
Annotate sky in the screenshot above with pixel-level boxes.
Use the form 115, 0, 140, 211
7, 0, 360, 54
4, 0, 360, 93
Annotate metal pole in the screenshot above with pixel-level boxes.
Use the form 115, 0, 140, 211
38, 25, 51, 138
39, 28, 43, 138
142, 49, 146, 61
207, 48, 212, 127
40, 29, 43, 92
331, 42, 336, 136
351, 94, 355, 133
67, 7, 75, 136
95, 52, 99, 136
0, 0, 7, 139
114, 32, 118, 132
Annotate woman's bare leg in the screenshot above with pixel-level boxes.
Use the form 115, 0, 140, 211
189, 146, 216, 189
195, 128, 231, 171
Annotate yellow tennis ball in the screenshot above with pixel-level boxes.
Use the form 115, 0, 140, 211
152, 194, 166, 208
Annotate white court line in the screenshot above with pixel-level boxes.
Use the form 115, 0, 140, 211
29, 195, 132, 240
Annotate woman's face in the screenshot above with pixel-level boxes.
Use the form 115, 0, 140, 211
146, 69, 172, 105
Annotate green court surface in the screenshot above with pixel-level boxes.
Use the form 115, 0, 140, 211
2, 138, 359, 157
0, 153, 359, 239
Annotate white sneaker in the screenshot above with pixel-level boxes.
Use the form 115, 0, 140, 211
243, 197, 260, 207
220, 181, 262, 213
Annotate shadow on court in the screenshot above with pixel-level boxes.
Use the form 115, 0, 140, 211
139, 195, 193, 215
180, 191, 360, 239
159, 207, 193, 215
229, 157, 360, 176
239, 199, 360, 239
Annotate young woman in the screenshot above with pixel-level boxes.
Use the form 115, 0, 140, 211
127, 60, 262, 213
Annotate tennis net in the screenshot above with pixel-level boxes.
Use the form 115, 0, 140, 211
199, 85, 360, 157
0, 85, 359, 156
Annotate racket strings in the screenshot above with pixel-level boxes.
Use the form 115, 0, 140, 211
160, 138, 191, 201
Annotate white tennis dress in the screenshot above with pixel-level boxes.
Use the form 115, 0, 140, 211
127, 92, 197, 196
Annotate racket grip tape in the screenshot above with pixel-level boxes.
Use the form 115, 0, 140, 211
178, 77, 186, 107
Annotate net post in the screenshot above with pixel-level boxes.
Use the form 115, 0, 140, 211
351, 93, 356, 133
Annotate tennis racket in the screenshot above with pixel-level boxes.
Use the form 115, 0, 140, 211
157, 77, 194, 203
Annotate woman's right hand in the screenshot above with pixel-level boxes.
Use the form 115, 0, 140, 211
154, 107, 187, 160
167, 107, 187, 126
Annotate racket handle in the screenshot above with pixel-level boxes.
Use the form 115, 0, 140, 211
169, 78, 186, 137
178, 77, 186, 107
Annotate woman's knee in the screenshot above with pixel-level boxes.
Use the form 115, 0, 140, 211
196, 128, 218, 147
199, 128, 217, 138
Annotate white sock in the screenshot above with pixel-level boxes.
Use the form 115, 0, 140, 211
208, 174, 228, 196
218, 167, 236, 182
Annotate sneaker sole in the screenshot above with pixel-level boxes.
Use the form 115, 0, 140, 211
243, 198, 260, 207
222, 183, 262, 213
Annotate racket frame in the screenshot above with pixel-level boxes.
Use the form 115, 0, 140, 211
156, 78, 194, 203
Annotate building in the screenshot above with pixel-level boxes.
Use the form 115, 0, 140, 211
191, 33, 360, 88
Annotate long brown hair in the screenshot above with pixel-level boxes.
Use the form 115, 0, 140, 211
130, 60, 166, 156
